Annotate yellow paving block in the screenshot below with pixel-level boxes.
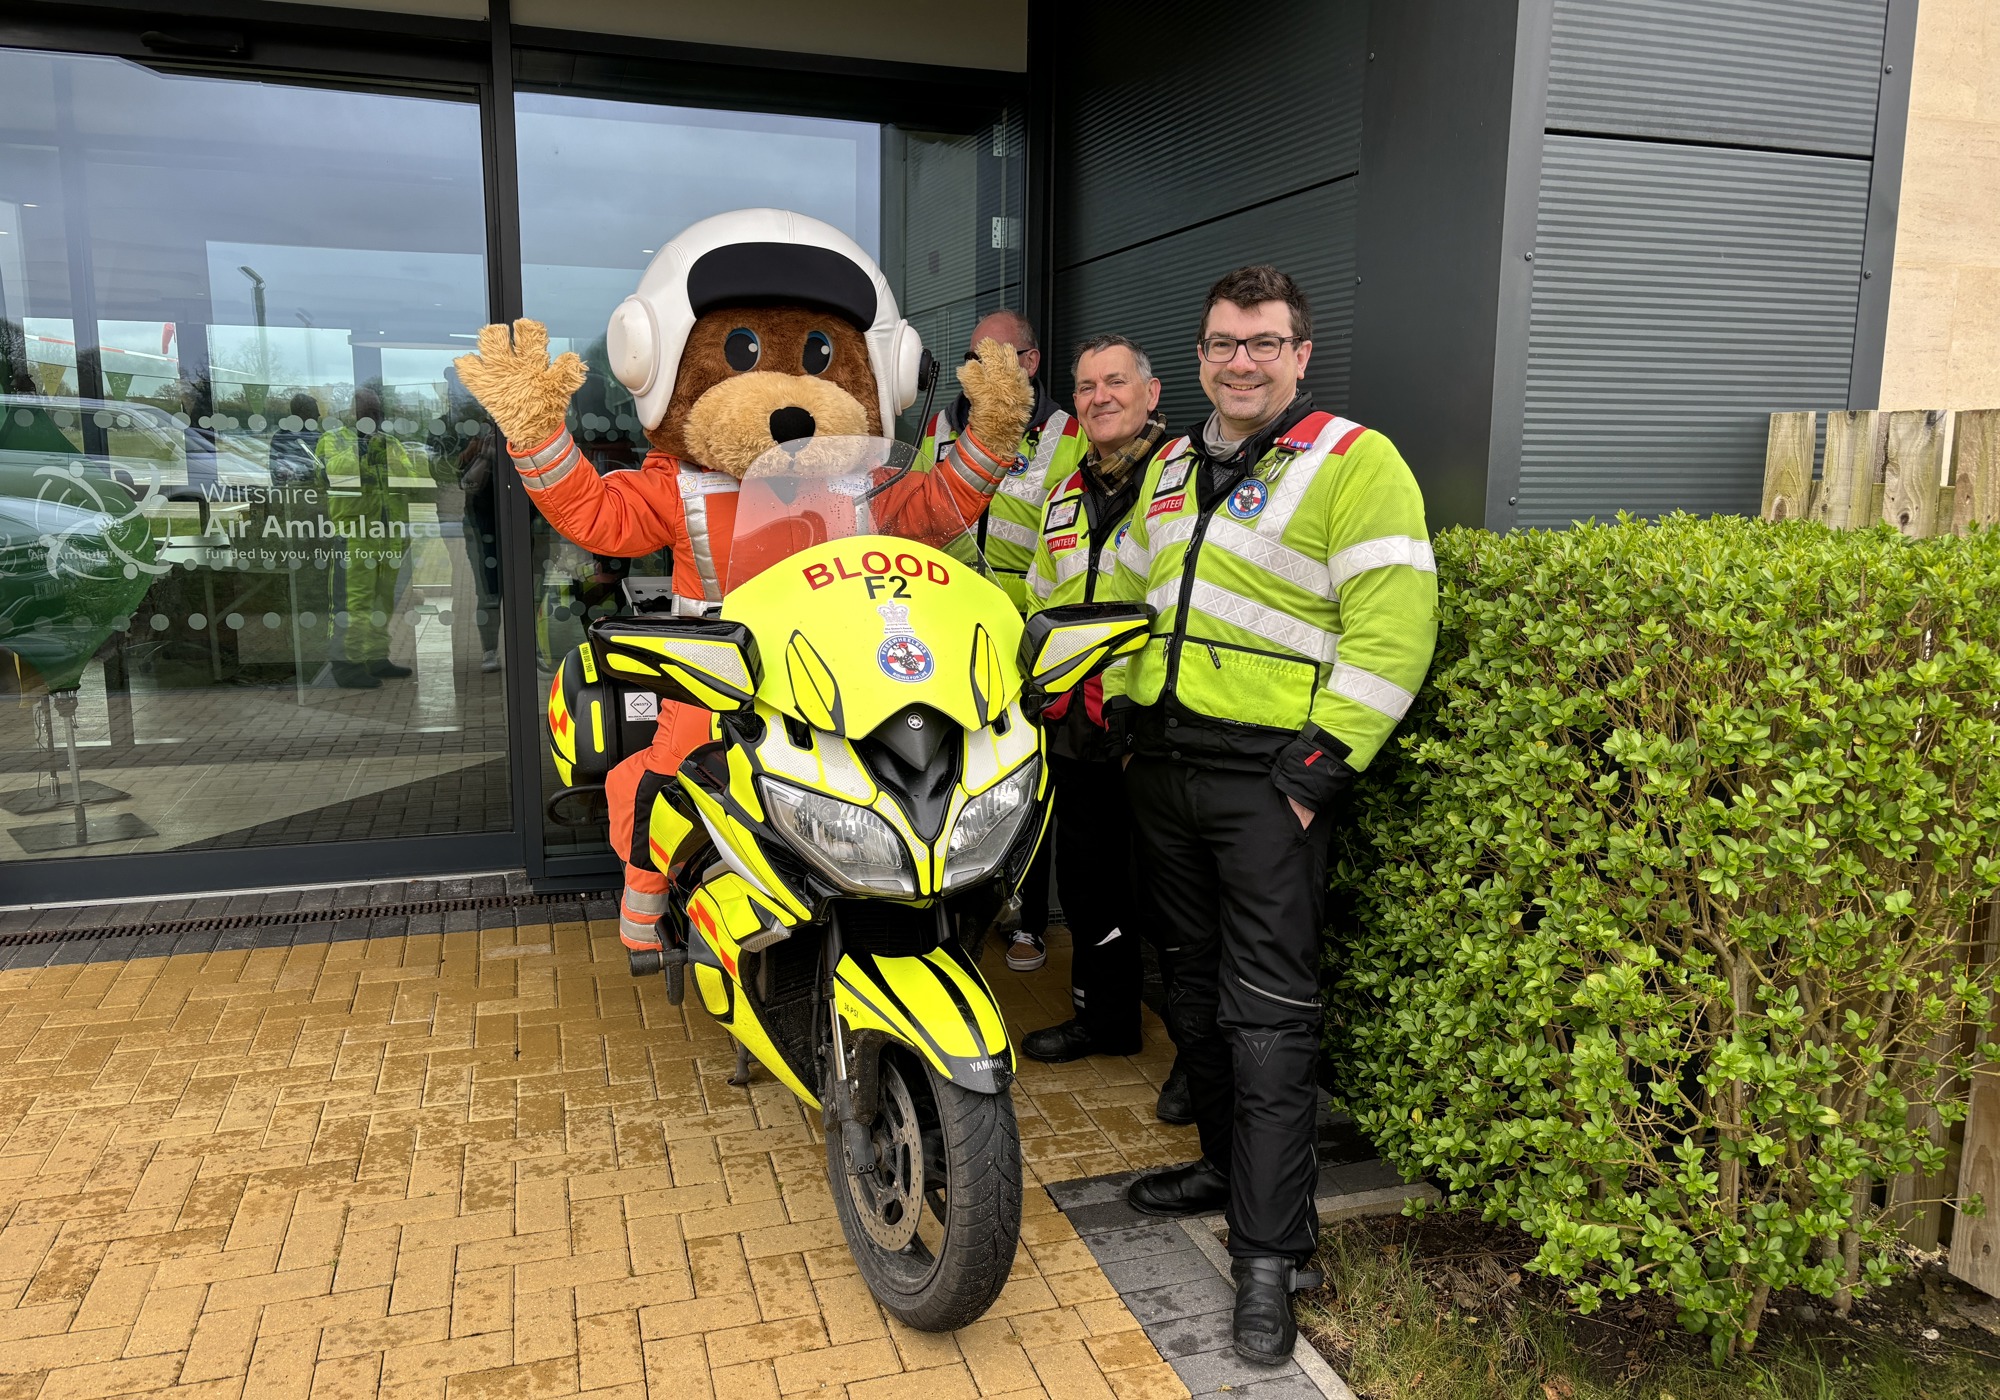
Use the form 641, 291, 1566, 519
0, 924, 1182, 1400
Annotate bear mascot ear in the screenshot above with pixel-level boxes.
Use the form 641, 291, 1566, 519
606, 295, 659, 402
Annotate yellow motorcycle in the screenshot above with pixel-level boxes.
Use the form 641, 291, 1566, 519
548, 437, 1149, 1329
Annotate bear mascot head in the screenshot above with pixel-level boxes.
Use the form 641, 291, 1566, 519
452, 208, 1031, 490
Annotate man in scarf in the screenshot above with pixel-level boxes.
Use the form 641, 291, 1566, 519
1018, 334, 1189, 1124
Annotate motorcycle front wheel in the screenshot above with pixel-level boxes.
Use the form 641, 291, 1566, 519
827, 1048, 1022, 1331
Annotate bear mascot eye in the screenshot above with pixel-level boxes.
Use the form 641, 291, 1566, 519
724, 328, 761, 372
802, 330, 833, 375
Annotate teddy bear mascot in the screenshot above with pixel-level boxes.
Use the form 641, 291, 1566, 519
454, 209, 1033, 951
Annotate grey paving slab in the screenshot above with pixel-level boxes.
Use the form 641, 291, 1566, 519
1045, 1171, 1141, 1210
1141, 1308, 1235, 1360
1120, 1274, 1236, 1326
1099, 1247, 1219, 1292
1174, 1347, 1301, 1393
1064, 1198, 1151, 1235
1083, 1221, 1197, 1264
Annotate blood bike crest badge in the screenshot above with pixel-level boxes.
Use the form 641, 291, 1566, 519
876, 602, 935, 683
1226, 478, 1269, 521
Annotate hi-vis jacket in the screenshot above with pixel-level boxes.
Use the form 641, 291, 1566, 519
507, 422, 1014, 617
1103, 409, 1437, 777
921, 398, 1087, 612
1026, 459, 1142, 762
318, 428, 414, 541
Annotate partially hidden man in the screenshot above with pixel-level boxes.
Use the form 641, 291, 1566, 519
1104, 266, 1438, 1363
920, 310, 1087, 972
453, 210, 1032, 952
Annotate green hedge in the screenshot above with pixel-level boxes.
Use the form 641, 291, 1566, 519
1326, 515, 2000, 1359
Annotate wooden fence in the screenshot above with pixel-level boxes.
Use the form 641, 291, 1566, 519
1759, 407, 2000, 1296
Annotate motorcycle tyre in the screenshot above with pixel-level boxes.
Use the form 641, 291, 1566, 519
827, 1053, 1022, 1332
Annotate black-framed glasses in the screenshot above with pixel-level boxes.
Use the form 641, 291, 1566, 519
1197, 334, 1302, 363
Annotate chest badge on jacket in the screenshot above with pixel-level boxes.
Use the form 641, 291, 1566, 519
1226, 478, 1269, 521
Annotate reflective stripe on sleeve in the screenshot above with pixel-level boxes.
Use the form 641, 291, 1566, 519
1183, 580, 1338, 663
1327, 535, 1436, 592
516, 448, 580, 498
1326, 661, 1416, 719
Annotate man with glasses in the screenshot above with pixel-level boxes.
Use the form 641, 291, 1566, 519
1104, 267, 1437, 1364
919, 309, 1087, 973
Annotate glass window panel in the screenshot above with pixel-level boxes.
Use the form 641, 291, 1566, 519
0, 49, 508, 861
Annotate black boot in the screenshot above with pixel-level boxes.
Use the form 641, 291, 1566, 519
1155, 1062, 1193, 1125
331, 661, 380, 689
1231, 1256, 1322, 1364
1126, 1158, 1230, 1217
367, 659, 413, 678
1021, 1018, 1096, 1063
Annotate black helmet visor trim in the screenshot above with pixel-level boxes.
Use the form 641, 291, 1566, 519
686, 242, 879, 330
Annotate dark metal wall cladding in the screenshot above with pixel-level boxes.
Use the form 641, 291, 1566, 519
1051, 1, 1366, 271
1056, 182, 1357, 434
1547, 0, 1889, 155
1517, 136, 1868, 528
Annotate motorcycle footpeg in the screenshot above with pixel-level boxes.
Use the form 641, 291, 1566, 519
628, 945, 688, 978
664, 961, 685, 1006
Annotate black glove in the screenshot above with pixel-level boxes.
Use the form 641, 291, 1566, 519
1272, 723, 1355, 813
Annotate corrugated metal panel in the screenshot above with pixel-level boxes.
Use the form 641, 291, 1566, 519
1055, 181, 1356, 432
1518, 136, 1868, 527
1053, 0, 1365, 270
1547, 0, 1888, 155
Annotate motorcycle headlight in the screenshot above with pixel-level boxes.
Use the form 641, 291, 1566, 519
759, 779, 916, 896
943, 760, 1039, 891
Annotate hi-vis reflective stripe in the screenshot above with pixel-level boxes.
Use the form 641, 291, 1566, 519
1202, 517, 1330, 597
514, 428, 584, 492
680, 468, 738, 603
1176, 579, 1339, 662
1049, 543, 1123, 591
1118, 530, 1154, 575
1028, 562, 1055, 599
986, 517, 1038, 549
1007, 413, 1070, 500
1327, 661, 1416, 718
1327, 535, 1436, 592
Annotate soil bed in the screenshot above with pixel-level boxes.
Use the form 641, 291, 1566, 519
1297, 1211, 2000, 1399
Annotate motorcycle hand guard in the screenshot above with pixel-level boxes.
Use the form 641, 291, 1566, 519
589, 615, 760, 711
1016, 602, 1153, 718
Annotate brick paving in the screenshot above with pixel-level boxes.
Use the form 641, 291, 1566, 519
0, 910, 1199, 1399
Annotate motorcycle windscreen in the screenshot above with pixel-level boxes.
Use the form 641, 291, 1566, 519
727, 435, 983, 590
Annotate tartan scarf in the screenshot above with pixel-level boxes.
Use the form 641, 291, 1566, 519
1084, 413, 1169, 494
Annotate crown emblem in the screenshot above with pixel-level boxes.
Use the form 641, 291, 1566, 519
877, 602, 912, 634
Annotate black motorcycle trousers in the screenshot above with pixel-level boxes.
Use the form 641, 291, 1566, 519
1050, 753, 1144, 1054
1124, 756, 1331, 1263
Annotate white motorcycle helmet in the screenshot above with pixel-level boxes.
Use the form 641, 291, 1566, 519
604, 208, 924, 435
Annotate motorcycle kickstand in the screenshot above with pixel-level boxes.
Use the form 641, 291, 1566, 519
728, 1041, 754, 1087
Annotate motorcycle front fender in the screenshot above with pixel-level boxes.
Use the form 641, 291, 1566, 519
833, 941, 1015, 1094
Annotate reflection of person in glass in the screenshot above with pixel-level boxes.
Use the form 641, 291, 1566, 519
317, 385, 414, 690
433, 368, 502, 672
268, 392, 323, 484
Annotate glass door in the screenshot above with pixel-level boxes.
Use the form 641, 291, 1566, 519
0, 49, 509, 871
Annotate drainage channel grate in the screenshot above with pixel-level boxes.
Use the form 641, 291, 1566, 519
0, 890, 620, 949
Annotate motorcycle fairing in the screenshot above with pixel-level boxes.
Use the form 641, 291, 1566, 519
686, 873, 820, 1106
833, 942, 1014, 1094
723, 537, 1024, 739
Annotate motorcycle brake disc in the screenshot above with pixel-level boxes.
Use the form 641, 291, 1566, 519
851, 1063, 925, 1252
